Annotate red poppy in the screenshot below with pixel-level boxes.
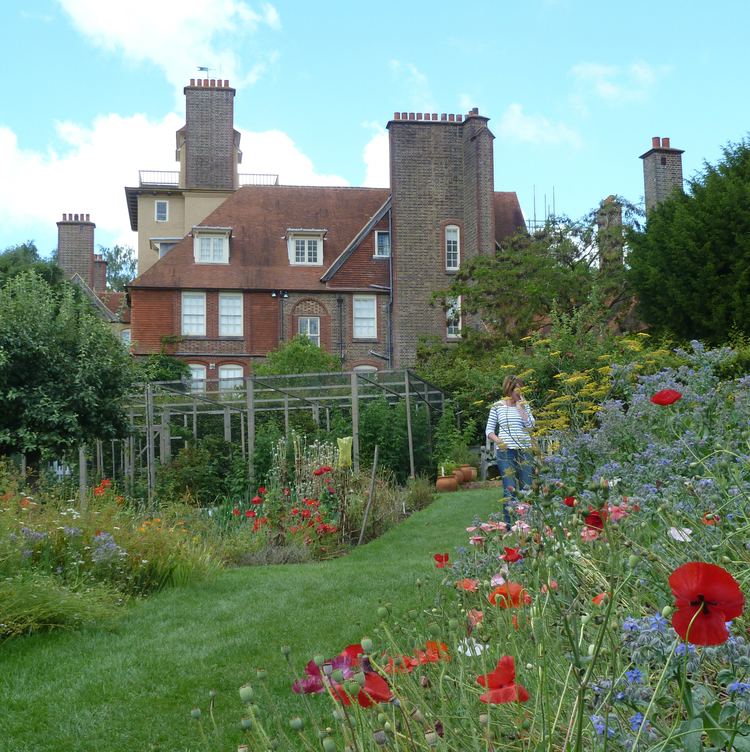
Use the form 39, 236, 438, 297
291, 508, 299, 516
500, 547, 523, 563
702, 513, 720, 526
584, 508, 607, 530
433, 553, 449, 568
456, 578, 479, 592
232, 508, 241, 516
283, 487, 291, 496
651, 389, 683, 406
488, 582, 531, 608
564, 496, 576, 507
592, 592, 608, 606
476, 656, 530, 704
330, 671, 392, 707
383, 654, 418, 674
257, 486, 266, 494
251, 495, 263, 505
245, 509, 254, 518
467, 609, 483, 629
415, 641, 450, 665
669, 562, 745, 646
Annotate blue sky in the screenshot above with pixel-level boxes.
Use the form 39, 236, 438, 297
1, 0, 749, 257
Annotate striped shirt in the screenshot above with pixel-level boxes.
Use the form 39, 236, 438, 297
485, 400, 535, 449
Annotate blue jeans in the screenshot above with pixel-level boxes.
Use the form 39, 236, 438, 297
496, 448, 532, 523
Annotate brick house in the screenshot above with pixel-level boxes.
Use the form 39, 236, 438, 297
127, 79, 525, 383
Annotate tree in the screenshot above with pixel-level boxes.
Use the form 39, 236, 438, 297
135, 353, 191, 383
628, 138, 750, 343
254, 335, 341, 375
0, 241, 64, 287
99, 244, 137, 291
0, 271, 136, 464
435, 201, 638, 343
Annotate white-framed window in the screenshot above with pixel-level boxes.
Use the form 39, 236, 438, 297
374, 231, 391, 258
219, 293, 243, 337
353, 295, 377, 339
120, 328, 131, 347
287, 232, 324, 265
218, 365, 244, 391
194, 235, 229, 263
188, 364, 206, 393
446, 296, 461, 338
298, 316, 320, 347
155, 200, 169, 222
181, 292, 206, 336
445, 225, 460, 270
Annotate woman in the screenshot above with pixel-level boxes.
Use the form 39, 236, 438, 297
485, 375, 535, 522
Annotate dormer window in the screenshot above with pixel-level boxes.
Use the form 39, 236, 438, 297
286, 229, 326, 266
193, 226, 231, 264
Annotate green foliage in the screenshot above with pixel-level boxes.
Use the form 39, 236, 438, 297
0, 241, 64, 287
437, 201, 639, 343
0, 271, 136, 460
251, 418, 284, 486
255, 335, 341, 375
98, 244, 137, 291
136, 352, 191, 383
628, 138, 750, 343
156, 437, 249, 505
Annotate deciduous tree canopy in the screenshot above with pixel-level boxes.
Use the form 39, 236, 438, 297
254, 335, 341, 376
0, 272, 136, 462
628, 139, 750, 343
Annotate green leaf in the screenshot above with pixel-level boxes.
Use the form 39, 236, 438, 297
678, 717, 704, 752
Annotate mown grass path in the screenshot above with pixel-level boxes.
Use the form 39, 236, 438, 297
0, 488, 499, 752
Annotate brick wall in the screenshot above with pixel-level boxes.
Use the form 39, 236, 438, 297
184, 80, 237, 190
327, 216, 391, 289
130, 289, 177, 353
388, 111, 495, 366
641, 138, 684, 212
57, 214, 94, 286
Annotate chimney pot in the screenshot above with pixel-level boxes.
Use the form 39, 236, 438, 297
74, 213, 79, 221
416, 113, 422, 120
441, 113, 447, 120
662, 137, 671, 148
224, 79, 229, 87
210, 78, 216, 86
471, 107, 479, 115
190, 78, 195, 86
651, 136, 660, 148
85, 213, 90, 221
457, 114, 463, 122
448, 114, 455, 122
393, 111, 400, 120
432, 113, 437, 120
408, 112, 415, 120
401, 111, 407, 119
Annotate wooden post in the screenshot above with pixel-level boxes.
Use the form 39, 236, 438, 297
240, 409, 246, 456
224, 406, 232, 443
357, 445, 378, 546
246, 377, 255, 481
192, 404, 198, 440
283, 395, 290, 435
351, 371, 360, 474
161, 409, 171, 463
78, 445, 87, 509
111, 440, 116, 480
145, 384, 156, 508
128, 435, 135, 489
326, 407, 330, 432
404, 370, 415, 479
312, 402, 320, 427
95, 439, 104, 479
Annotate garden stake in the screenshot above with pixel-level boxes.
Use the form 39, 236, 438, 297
358, 445, 379, 546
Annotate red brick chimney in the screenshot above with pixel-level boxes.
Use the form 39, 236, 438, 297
57, 213, 97, 287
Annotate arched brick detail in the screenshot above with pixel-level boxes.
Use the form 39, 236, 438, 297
291, 298, 331, 350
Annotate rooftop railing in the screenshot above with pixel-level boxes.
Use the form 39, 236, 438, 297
138, 171, 280, 187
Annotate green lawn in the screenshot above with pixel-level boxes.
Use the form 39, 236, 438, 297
0, 488, 499, 752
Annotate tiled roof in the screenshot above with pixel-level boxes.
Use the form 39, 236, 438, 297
130, 185, 526, 291
494, 192, 526, 240
131, 185, 390, 291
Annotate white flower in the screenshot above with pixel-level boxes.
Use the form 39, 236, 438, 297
456, 638, 487, 656
668, 527, 692, 542
490, 573, 506, 587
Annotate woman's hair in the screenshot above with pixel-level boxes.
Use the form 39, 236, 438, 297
502, 375, 524, 398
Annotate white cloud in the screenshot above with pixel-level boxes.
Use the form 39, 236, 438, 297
0, 113, 352, 253
389, 60, 435, 112
57, 0, 281, 98
571, 61, 668, 104
238, 129, 348, 186
495, 103, 581, 148
361, 123, 389, 188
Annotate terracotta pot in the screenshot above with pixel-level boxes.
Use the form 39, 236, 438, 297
436, 475, 458, 492
452, 469, 465, 484
460, 465, 477, 482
